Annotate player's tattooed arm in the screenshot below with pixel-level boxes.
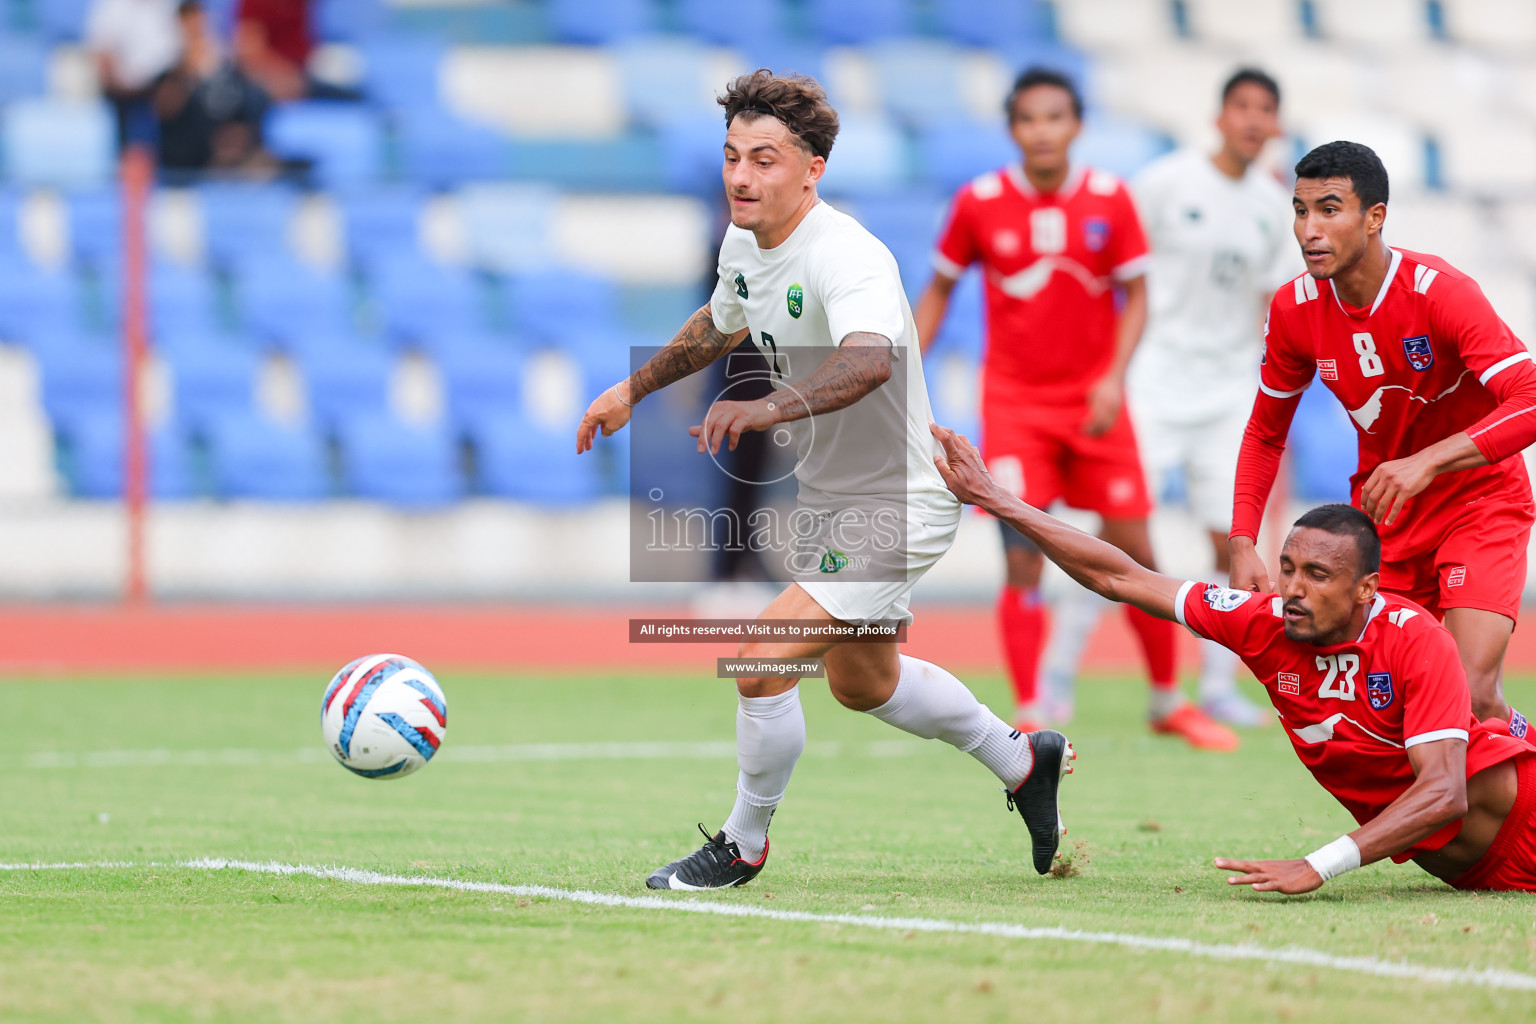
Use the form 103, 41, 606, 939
627, 305, 748, 402
578, 305, 746, 453
767, 333, 894, 422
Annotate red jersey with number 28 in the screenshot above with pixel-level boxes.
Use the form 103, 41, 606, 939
933, 164, 1150, 407
1177, 581, 1533, 860
1256, 249, 1534, 557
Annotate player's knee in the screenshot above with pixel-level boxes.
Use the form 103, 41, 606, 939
1005, 547, 1043, 588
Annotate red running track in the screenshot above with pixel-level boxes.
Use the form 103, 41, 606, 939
2, 603, 1533, 676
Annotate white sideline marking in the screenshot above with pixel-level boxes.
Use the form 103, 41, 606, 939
20, 739, 929, 770
4, 859, 1535, 992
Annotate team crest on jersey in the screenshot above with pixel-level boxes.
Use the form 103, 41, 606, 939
1402, 334, 1434, 371
1083, 217, 1110, 252
1511, 710, 1529, 738
1366, 672, 1394, 710
735, 272, 748, 298
1318, 359, 1338, 381
1277, 672, 1301, 695
1203, 587, 1252, 612
787, 283, 803, 318
819, 549, 849, 574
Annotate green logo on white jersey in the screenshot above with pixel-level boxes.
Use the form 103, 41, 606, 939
787, 283, 803, 318
735, 273, 748, 299
819, 549, 848, 574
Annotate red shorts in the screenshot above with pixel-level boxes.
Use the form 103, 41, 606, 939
982, 404, 1152, 520
1451, 754, 1536, 891
1376, 499, 1532, 622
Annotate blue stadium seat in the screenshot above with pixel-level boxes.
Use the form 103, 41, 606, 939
469, 409, 602, 505
676, 0, 787, 46
266, 102, 386, 187
743, 40, 826, 87
337, 412, 462, 505
433, 334, 524, 427
456, 183, 556, 273
314, 0, 389, 41
815, 113, 911, 197
34, 334, 123, 434
928, 268, 984, 361
506, 135, 666, 192
335, 187, 425, 267
1074, 116, 1172, 180
395, 110, 508, 187
545, 0, 656, 45
359, 34, 445, 111
554, 328, 642, 389
198, 183, 301, 269
296, 339, 394, 426
658, 114, 727, 195
236, 257, 355, 346
868, 41, 966, 130
993, 42, 1092, 106
0, 99, 114, 187
64, 189, 121, 269
851, 192, 947, 294
36, 0, 92, 40
806, 0, 913, 45
934, 0, 1050, 48
615, 38, 716, 129
0, 257, 83, 343
61, 412, 196, 499
0, 33, 48, 103
917, 122, 1016, 195
205, 412, 330, 500
1290, 378, 1357, 503
368, 254, 483, 343
164, 343, 261, 431
149, 263, 222, 336
505, 267, 620, 341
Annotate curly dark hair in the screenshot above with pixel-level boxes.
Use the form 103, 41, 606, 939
1295, 141, 1389, 209
718, 70, 840, 160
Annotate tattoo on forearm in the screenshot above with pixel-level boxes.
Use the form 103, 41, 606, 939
627, 306, 740, 400
770, 333, 893, 422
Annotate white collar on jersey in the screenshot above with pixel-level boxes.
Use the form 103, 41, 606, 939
1329, 246, 1402, 318
1007, 162, 1086, 200
1356, 593, 1387, 642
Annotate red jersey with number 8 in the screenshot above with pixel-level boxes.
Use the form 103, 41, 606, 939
1259, 248, 1533, 557
1176, 580, 1534, 860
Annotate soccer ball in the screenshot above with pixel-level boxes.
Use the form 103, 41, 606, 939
321, 654, 447, 779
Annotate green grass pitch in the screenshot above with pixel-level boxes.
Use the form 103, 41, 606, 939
2, 669, 1534, 1022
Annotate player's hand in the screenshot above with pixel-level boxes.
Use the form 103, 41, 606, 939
1212, 856, 1325, 894
1360, 453, 1435, 526
1082, 374, 1124, 437
930, 422, 1003, 509
1228, 537, 1275, 593
576, 383, 636, 454
690, 399, 777, 455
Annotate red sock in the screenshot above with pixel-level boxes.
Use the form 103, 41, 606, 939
997, 585, 1045, 706
1126, 605, 1177, 690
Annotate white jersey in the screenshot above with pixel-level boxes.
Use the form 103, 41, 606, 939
1128, 148, 1299, 422
709, 201, 958, 519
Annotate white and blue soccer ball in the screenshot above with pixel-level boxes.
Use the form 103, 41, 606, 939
321, 654, 447, 779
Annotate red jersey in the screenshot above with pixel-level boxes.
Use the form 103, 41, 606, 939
238, 0, 313, 66
1237, 248, 1536, 558
933, 164, 1150, 408
1178, 580, 1533, 860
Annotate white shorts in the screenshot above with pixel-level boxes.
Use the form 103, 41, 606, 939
1132, 404, 1248, 534
797, 503, 961, 626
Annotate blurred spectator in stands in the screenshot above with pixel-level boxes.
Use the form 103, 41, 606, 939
86, 0, 182, 148
155, 1, 273, 179
235, 0, 358, 102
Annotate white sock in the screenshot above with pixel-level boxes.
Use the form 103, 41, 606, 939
1196, 572, 1241, 701
721, 688, 804, 862
865, 655, 1034, 790
1039, 584, 1110, 707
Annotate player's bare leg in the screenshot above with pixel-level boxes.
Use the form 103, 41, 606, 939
999, 537, 1049, 730
1099, 516, 1238, 751
1196, 528, 1268, 727
1444, 607, 1520, 731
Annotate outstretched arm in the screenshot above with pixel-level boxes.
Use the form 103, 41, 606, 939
1214, 739, 1468, 894
576, 305, 747, 453
931, 423, 1184, 618
692, 333, 893, 455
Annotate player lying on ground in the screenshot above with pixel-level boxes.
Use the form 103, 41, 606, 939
916, 67, 1234, 750
1231, 140, 1536, 737
577, 71, 1072, 891
933, 422, 1536, 893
